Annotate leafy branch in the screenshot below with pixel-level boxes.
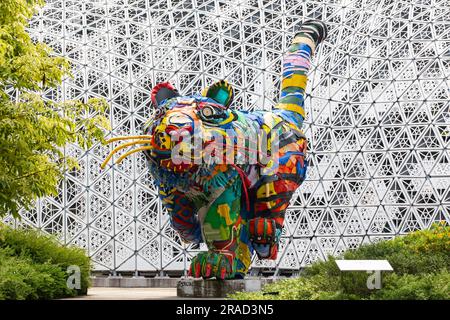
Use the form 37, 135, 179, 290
0, 0, 110, 218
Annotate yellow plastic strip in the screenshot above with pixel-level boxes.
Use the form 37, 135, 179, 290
105, 135, 152, 144
281, 74, 308, 91
115, 146, 153, 165
276, 103, 306, 117
101, 140, 152, 169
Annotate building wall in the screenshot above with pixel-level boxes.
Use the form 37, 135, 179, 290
7, 0, 450, 274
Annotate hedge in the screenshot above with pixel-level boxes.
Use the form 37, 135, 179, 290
231, 222, 450, 300
0, 223, 91, 300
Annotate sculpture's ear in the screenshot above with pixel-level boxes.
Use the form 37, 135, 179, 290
202, 80, 234, 108
151, 82, 180, 106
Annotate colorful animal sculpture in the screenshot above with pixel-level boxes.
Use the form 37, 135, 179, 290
102, 20, 327, 279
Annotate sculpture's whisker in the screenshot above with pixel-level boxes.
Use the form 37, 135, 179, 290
115, 146, 153, 165
101, 140, 152, 169
105, 135, 153, 144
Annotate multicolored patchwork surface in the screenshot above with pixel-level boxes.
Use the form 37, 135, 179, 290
102, 20, 327, 279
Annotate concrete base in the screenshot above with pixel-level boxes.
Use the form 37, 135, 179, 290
92, 276, 179, 288
177, 278, 274, 298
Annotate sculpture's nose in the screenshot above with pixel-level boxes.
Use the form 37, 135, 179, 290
167, 113, 192, 127
166, 113, 194, 137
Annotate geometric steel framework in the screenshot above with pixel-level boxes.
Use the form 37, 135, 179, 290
6, 0, 449, 275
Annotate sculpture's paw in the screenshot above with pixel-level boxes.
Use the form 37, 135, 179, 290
189, 251, 235, 280
248, 218, 279, 259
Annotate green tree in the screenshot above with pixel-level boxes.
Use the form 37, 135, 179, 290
0, 0, 110, 218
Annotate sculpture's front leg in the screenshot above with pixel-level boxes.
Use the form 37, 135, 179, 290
159, 185, 203, 244
248, 176, 298, 260
189, 173, 251, 279
189, 251, 236, 280
248, 217, 280, 259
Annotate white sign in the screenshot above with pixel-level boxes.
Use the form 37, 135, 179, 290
335, 260, 393, 290
335, 260, 393, 271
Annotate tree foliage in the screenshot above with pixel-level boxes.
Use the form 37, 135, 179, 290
0, 0, 110, 217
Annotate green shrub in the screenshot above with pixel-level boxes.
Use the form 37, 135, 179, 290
372, 270, 450, 300
343, 227, 450, 275
231, 223, 450, 300
0, 224, 91, 300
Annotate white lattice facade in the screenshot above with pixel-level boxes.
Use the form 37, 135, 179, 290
6, 0, 450, 274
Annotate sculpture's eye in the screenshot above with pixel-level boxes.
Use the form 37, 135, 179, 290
201, 105, 214, 118
199, 104, 225, 121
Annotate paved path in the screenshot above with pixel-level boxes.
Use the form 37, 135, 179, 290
65, 287, 224, 300
66, 287, 179, 300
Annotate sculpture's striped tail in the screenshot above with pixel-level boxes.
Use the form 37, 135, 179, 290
275, 20, 328, 127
